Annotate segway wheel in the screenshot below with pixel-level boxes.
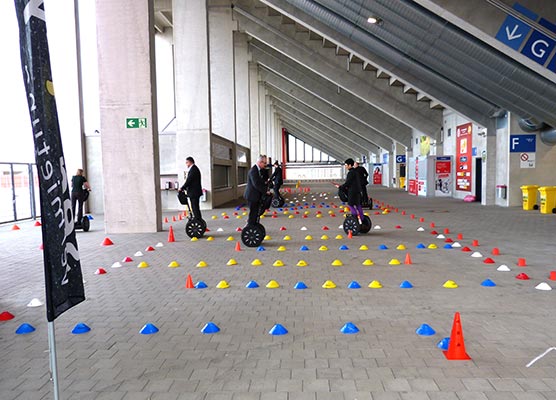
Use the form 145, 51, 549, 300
241, 223, 265, 247
81, 216, 90, 232
343, 215, 360, 236
359, 215, 371, 234
185, 218, 206, 238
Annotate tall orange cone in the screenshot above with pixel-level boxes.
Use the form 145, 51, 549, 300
444, 312, 471, 360
404, 253, 413, 265
168, 226, 175, 243
235, 241, 242, 251
185, 274, 194, 289
347, 230, 353, 239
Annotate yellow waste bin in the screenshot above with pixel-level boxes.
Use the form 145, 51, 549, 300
538, 186, 556, 214
399, 177, 406, 189
520, 185, 539, 210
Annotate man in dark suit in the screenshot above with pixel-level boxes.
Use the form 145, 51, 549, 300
244, 155, 270, 225
179, 156, 203, 220
271, 161, 283, 200
354, 161, 369, 206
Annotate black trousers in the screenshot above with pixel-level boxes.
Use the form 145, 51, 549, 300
248, 200, 261, 225
71, 191, 85, 222
189, 196, 202, 220
273, 182, 282, 199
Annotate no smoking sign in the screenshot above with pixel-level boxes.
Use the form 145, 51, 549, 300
520, 152, 535, 168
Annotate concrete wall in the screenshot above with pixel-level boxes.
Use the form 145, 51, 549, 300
155, 31, 175, 132
506, 113, 556, 207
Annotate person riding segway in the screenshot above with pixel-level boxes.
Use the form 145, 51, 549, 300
241, 155, 271, 247
178, 157, 207, 238
270, 161, 285, 208
339, 158, 371, 235
72, 168, 91, 232
354, 161, 372, 209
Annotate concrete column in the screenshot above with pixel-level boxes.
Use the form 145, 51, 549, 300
173, 0, 213, 208
96, 0, 161, 233
234, 32, 250, 147
257, 83, 267, 155
248, 63, 260, 162
208, 1, 236, 142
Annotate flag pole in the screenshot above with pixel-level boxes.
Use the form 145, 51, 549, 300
48, 321, 60, 400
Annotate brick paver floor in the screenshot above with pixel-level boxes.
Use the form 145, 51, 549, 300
1, 185, 556, 400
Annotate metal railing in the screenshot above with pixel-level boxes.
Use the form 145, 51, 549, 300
0, 162, 39, 224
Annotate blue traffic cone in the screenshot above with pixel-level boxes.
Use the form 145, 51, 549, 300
416, 243, 426, 249
246, 280, 259, 288
399, 280, 414, 289
87, 215, 94, 220
269, 324, 288, 335
481, 279, 497, 287
299, 245, 309, 251
294, 281, 308, 289
416, 324, 436, 336
195, 281, 208, 289
340, 322, 360, 334
201, 322, 220, 334
437, 337, 450, 350
257, 246, 266, 252
378, 244, 388, 250
140, 323, 159, 335
347, 281, 361, 289
15, 323, 35, 334
444, 244, 453, 249
339, 245, 349, 250
71, 323, 91, 334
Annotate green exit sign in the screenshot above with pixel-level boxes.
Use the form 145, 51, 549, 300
126, 118, 147, 129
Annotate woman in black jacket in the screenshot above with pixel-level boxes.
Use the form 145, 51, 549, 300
340, 158, 363, 221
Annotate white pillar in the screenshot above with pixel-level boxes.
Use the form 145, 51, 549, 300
173, 0, 213, 208
234, 32, 250, 148
248, 63, 260, 163
96, 0, 162, 233
482, 120, 497, 205
258, 83, 267, 156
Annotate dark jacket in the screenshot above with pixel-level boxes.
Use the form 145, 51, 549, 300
341, 168, 362, 205
271, 166, 283, 185
244, 165, 268, 202
180, 164, 202, 198
355, 166, 369, 187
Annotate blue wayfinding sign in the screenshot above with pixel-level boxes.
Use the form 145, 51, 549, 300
510, 134, 536, 153
495, 15, 531, 50
495, 3, 556, 69
395, 155, 406, 163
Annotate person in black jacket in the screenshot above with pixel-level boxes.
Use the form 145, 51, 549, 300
354, 161, 369, 206
340, 158, 363, 220
271, 161, 283, 200
179, 156, 203, 220
244, 155, 270, 225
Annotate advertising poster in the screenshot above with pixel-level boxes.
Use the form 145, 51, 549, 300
456, 123, 472, 191
372, 164, 383, 185
435, 156, 452, 197
416, 156, 427, 197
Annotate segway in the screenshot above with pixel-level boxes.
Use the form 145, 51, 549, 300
74, 190, 91, 232
241, 192, 272, 247
271, 192, 285, 208
338, 186, 371, 236
177, 191, 207, 238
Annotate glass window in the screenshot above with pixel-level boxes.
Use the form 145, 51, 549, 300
213, 165, 230, 189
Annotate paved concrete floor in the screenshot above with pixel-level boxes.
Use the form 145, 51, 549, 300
1, 185, 556, 400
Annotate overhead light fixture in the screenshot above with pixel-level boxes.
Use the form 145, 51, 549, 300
367, 16, 382, 24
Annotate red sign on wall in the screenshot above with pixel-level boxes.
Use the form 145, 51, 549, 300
455, 123, 472, 192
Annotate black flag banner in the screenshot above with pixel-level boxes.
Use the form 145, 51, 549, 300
14, 0, 85, 321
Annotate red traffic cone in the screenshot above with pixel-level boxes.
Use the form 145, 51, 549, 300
185, 274, 194, 289
419, 217, 425, 222
172, 216, 177, 222
101, 237, 114, 246
492, 247, 500, 256
95, 268, 107, 275
430, 222, 435, 228
472, 239, 479, 246
410, 214, 415, 219
0, 311, 15, 321
11, 224, 20, 231
517, 258, 527, 267
483, 257, 495, 264
549, 271, 556, 281
457, 233, 463, 240
34, 221, 41, 227
401, 211, 406, 215
444, 228, 450, 234
347, 230, 353, 239
168, 226, 175, 243
404, 253, 413, 265
164, 217, 169, 223
235, 242, 242, 251
178, 214, 183, 221
443, 312, 471, 360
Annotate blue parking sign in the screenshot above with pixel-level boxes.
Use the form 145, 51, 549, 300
521, 30, 556, 65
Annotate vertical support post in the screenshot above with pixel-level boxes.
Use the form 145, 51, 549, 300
48, 321, 60, 400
